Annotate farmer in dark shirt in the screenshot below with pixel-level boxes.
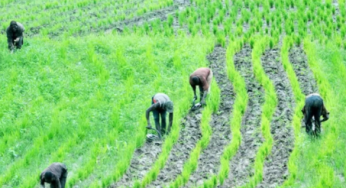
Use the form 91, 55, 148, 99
302, 93, 329, 135
6, 21, 25, 52
189, 67, 213, 106
40, 163, 68, 188
146, 93, 174, 135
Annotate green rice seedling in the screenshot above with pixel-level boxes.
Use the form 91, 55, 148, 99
240, 36, 276, 188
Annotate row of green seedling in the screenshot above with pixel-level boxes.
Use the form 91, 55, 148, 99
168, 79, 220, 188
240, 36, 276, 188
201, 38, 248, 187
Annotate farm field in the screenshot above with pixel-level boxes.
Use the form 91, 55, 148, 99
0, 0, 345, 188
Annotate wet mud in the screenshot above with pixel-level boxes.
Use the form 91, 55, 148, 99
147, 108, 203, 187
111, 139, 163, 187
288, 46, 318, 95
182, 46, 235, 187
256, 47, 295, 188
112, 107, 202, 188
220, 44, 265, 187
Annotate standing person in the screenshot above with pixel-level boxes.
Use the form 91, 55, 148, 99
189, 67, 213, 106
146, 93, 174, 136
6, 20, 25, 52
302, 93, 329, 135
40, 162, 68, 188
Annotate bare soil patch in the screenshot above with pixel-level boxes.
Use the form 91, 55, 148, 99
182, 45, 235, 187
257, 47, 295, 188
289, 46, 318, 95
219, 44, 265, 187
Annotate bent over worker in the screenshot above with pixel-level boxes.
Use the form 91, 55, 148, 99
301, 93, 329, 135
40, 162, 68, 188
6, 21, 25, 52
146, 93, 174, 135
189, 67, 213, 106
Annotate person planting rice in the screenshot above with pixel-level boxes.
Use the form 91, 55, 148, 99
189, 67, 213, 107
146, 93, 174, 136
40, 163, 68, 188
301, 93, 329, 135
6, 20, 25, 52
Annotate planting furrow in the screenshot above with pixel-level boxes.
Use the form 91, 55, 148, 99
256, 47, 295, 188
183, 45, 235, 187
288, 46, 318, 95
220, 44, 265, 187
146, 107, 203, 187
111, 134, 164, 188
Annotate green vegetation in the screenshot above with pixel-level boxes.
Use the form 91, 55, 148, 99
1, 0, 346, 187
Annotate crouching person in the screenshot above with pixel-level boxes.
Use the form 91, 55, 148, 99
302, 93, 329, 135
146, 93, 174, 136
40, 163, 68, 188
189, 67, 213, 106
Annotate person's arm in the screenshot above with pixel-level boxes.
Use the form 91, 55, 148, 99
40, 174, 45, 188
146, 103, 160, 128
320, 105, 329, 122
6, 29, 14, 50
200, 77, 208, 105
192, 85, 197, 100
168, 112, 173, 133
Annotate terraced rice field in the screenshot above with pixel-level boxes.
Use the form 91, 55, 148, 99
0, 0, 345, 187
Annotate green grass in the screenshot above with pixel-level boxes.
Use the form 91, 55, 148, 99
0, 34, 213, 187
1, 0, 346, 187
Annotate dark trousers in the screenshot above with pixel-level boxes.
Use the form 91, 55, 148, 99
152, 97, 167, 134
304, 96, 323, 135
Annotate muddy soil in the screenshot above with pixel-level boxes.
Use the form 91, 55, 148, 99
112, 107, 202, 188
288, 46, 318, 95
219, 45, 265, 187
256, 47, 295, 188
146, 108, 203, 188
111, 138, 163, 187
182, 46, 235, 187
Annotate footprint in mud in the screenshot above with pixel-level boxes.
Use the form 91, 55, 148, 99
183, 45, 235, 187
257, 47, 295, 188
219, 44, 265, 188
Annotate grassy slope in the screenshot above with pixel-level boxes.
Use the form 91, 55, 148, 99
0, 34, 213, 187
288, 40, 346, 188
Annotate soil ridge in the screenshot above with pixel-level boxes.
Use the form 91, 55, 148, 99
183, 45, 235, 187
256, 47, 295, 188
220, 44, 265, 187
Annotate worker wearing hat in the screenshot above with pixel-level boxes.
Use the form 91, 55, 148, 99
146, 93, 174, 135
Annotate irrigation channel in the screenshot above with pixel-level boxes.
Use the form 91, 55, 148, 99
181, 45, 235, 187
256, 46, 295, 187
220, 44, 265, 187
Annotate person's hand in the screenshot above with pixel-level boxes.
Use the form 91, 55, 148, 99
14, 38, 19, 42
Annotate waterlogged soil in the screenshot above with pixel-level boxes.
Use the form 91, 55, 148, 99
256, 47, 295, 188
220, 45, 265, 187
182, 46, 235, 187
289, 46, 318, 95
